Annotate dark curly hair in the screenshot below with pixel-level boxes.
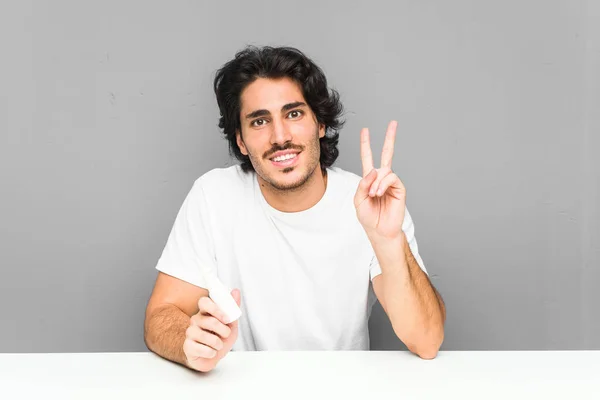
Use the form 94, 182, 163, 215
213, 45, 344, 173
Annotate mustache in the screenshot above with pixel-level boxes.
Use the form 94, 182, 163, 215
264, 143, 304, 159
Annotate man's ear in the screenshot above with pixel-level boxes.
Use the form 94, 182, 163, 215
236, 130, 248, 155
318, 123, 325, 139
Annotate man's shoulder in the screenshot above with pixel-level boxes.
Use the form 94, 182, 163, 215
328, 166, 363, 189
192, 164, 254, 195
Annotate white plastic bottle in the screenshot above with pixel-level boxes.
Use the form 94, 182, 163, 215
208, 278, 242, 324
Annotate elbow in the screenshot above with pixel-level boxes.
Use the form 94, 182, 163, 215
143, 321, 152, 352
407, 339, 442, 360
412, 346, 440, 360
404, 329, 444, 360
143, 322, 153, 351
143, 308, 156, 352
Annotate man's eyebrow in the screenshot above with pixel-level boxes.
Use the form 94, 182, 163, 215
281, 101, 307, 112
244, 102, 307, 120
245, 109, 270, 120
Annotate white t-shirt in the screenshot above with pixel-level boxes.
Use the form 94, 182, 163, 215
155, 165, 427, 351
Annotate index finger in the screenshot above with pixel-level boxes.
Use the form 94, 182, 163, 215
360, 128, 374, 177
197, 296, 227, 323
380, 120, 398, 169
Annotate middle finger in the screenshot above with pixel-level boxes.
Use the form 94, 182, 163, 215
199, 315, 232, 339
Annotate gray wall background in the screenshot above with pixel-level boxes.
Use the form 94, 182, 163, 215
1, 0, 598, 352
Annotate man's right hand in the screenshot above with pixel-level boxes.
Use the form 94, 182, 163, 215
183, 289, 241, 372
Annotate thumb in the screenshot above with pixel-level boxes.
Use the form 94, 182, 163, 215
355, 168, 377, 202
231, 288, 241, 307
228, 289, 242, 334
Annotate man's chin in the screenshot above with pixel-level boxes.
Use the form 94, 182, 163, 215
265, 169, 310, 191
270, 178, 306, 191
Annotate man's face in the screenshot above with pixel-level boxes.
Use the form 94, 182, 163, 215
236, 77, 325, 191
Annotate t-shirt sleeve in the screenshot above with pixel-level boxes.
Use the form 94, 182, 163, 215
155, 179, 216, 289
369, 206, 428, 280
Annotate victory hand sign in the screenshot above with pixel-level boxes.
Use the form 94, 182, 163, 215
354, 120, 406, 240
353, 120, 446, 359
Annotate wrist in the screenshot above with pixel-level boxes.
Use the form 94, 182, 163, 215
367, 230, 405, 251
368, 232, 406, 267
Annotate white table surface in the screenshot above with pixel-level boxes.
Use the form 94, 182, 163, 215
1, 351, 599, 399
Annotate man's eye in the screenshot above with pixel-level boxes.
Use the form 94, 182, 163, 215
288, 110, 303, 119
251, 119, 266, 127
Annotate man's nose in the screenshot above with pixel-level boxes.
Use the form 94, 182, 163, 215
270, 118, 292, 145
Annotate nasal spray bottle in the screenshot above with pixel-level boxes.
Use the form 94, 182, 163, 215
206, 274, 242, 324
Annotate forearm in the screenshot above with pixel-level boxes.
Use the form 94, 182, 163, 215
372, 233, 445, 357
144, 304, 189, 366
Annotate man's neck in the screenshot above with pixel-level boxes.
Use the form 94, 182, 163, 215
257, 168, 328, 213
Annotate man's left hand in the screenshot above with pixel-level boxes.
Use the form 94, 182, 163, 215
354, 120, 406, 240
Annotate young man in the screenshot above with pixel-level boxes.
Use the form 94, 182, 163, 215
144, 46, 445, 372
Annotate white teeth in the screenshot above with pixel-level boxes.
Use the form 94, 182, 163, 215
273, 153, 297, 162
